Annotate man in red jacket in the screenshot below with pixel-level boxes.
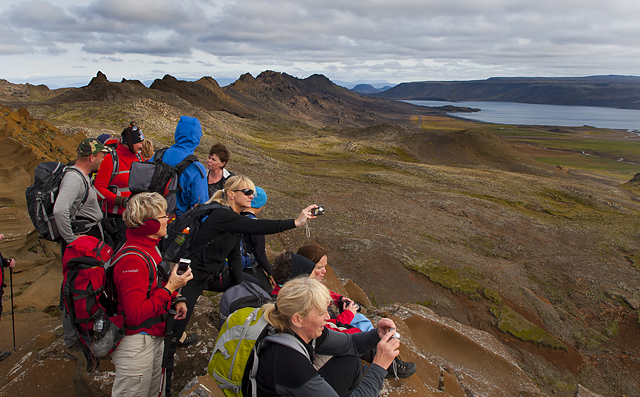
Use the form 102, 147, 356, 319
94, 124, 144, 249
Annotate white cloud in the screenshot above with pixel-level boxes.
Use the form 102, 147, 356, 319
0, 0, 639, 85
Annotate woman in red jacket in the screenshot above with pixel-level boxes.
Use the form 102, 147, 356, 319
110, 192, 192, 397
94, 124, 144, 249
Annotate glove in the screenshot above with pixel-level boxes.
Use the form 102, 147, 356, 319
114, 196, 129, 207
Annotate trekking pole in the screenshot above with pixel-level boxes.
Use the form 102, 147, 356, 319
10, 266, 16, 351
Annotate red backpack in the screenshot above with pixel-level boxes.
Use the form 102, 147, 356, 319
62, 236, 124, 372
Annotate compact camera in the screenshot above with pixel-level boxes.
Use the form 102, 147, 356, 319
342, 300, 361, 313
311, 205, 325, 216
177, 258, 191, 275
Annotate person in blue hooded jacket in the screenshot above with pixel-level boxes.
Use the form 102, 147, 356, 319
159, 116, 209, 215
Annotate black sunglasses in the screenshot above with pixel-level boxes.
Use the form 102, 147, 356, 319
233, 188, 254, 196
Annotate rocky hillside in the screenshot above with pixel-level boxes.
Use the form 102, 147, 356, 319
1, 71, 639, 396
372, 75, 640, 110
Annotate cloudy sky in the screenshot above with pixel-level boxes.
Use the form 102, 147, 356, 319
1, 0, 639, 88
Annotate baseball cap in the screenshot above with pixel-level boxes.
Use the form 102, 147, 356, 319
77, 138, 108, 157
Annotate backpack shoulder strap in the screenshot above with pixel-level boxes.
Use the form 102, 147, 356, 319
247, 333, 310, 397
65, 167, 90, 207
175, 155, 201, 178
110, 246, 168, 331
153, 147, 169, 162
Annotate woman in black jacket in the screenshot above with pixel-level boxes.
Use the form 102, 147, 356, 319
164, 175, 318, 396
252, 278, 399, 397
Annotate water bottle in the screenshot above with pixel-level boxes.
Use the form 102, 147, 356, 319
94, 319, 104, 333
174, 227, 190, 246
165, 227, 190, 262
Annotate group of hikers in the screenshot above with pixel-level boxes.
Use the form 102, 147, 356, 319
18, 115, 417, 396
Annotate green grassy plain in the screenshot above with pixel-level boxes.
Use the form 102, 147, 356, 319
413, 115, 640, 182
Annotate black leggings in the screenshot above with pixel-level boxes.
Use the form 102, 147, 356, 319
318, 355, 364, 397
163, 270, 259, 396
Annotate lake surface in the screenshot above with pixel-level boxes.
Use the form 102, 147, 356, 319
405, 100, 640, 131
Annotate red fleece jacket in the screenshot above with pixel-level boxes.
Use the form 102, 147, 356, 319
112, 230, 176, 336
94, 142, 141, 215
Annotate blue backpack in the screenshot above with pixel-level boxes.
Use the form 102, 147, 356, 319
240, 213, 257, 270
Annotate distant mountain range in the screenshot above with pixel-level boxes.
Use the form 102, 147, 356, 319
367, 75, 640, 110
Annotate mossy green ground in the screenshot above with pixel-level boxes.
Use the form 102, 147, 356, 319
490, 305, 567, 351
402, 256, 482, 294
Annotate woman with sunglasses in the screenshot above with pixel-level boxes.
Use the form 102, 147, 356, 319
163, 175, 318, 396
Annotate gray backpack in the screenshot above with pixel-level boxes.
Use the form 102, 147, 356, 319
219, 282, 272, 328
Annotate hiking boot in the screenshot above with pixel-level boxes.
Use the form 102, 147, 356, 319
386, 356, 417, 379
178, 332, 199, 347
0, 350, 11, 361
65, 343, 82, 360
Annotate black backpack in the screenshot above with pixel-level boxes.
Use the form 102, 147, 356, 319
128, 147, 199, 214
26, 162, 89, 241
159, 203, 230, 273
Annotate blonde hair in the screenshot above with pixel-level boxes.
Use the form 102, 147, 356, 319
122, 192, 167, 228
140, 139, 154, 160
206, 175, 256, 207
263, 278, 331, 333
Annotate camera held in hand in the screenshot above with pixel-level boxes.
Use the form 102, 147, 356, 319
311, 205, 324, 216
177, 258, 190, 275
341, 300, 361, 313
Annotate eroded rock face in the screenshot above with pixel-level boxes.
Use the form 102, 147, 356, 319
0, 104, 84, 254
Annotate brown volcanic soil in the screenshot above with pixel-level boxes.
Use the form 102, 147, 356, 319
2, 73, 640, 396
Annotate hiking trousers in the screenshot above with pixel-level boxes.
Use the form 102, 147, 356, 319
111, 333, 165, 397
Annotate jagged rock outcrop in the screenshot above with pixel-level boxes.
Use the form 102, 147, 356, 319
120, 78, 145, 87
149, 74, 253, 118
89, 71, 109, 85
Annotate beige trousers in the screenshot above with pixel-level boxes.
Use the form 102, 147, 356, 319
111, 333, 165, 397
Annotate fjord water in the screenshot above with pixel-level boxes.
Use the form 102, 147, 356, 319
406, 100, 640, 130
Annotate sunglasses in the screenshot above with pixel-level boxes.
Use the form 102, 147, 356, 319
233, 188, 254, 196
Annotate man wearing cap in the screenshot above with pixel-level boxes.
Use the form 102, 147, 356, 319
54, 138, 109, 253
240, 186, 276, 292
94, 124, 144, 249
53, 138, 108, 358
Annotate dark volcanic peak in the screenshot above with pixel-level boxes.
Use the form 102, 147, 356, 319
150, 74, 253, 118
120, 78, 145, 87
222, 70, 443, 127
50, 71, 130, 103
88, 71, 109, 85
374, 75, 640, 109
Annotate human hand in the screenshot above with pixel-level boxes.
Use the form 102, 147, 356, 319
343, 300, 358, 315
294, 205, 318, 227
376, 318, 396, 339
174, 302, 188, 320
8, 259, 15, 268
165, 264, 193, 292
0, 234, 4, 241
372, 328, 400, 370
